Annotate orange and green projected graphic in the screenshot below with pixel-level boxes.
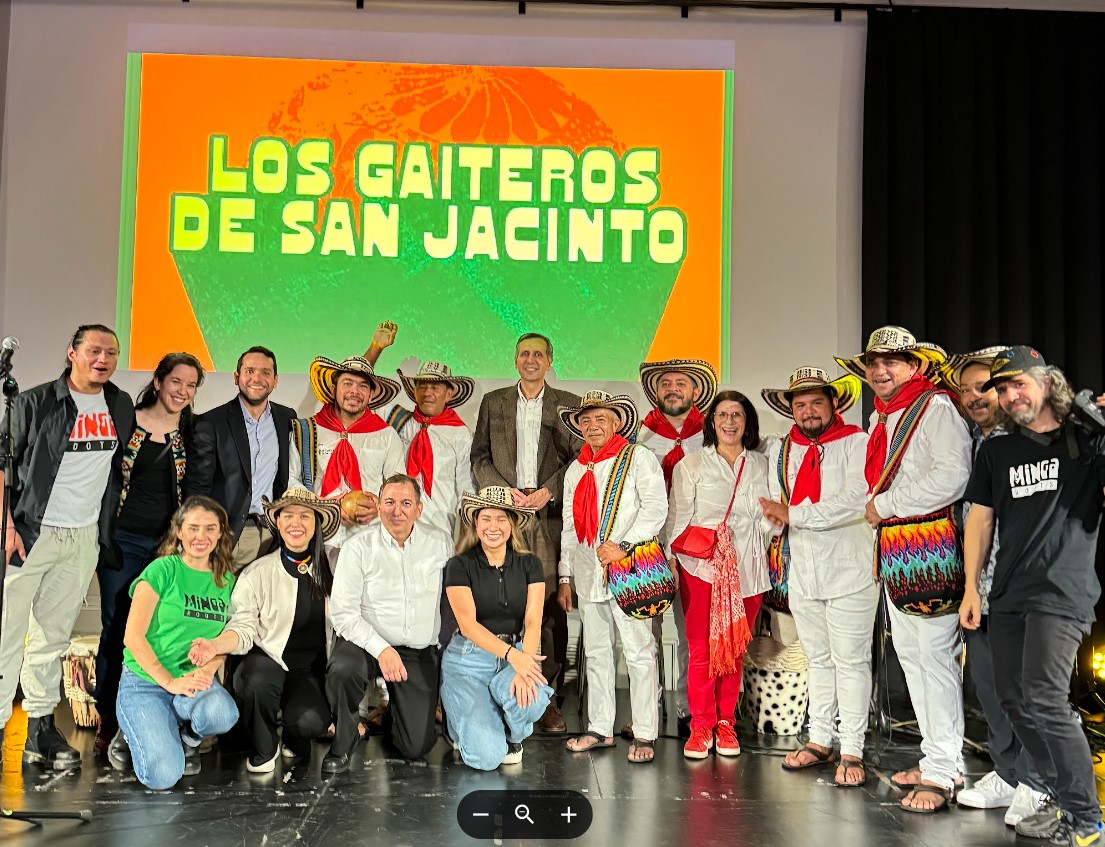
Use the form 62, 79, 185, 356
117, 54, 734, 379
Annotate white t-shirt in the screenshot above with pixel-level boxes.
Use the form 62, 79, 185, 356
42, 390, 118, 528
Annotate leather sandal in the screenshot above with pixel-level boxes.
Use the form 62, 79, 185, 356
781, 743, 834, 771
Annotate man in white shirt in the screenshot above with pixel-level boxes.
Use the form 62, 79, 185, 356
325, 474, 452, 773
471, 333, 581, 732
635, 358, 718, 736
556, 391, 667, 763
759, 367, 877, 787
288, 355, 406, 551
836, 326, 972, 813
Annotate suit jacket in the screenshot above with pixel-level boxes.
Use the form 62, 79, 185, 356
471, 384, 582, 543
184, 397, 295, 540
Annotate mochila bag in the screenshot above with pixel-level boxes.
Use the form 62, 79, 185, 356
763, 436, 794, 615
598, 445, 678, 621
872, 391, 964, 617
671, 454, 744, 560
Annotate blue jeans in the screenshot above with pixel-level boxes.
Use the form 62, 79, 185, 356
116, 666, 239, 790
440, 634, 552, 771
96, 529, 160, 727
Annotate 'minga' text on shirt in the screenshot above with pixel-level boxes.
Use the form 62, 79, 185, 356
1009, 459, 1060, 499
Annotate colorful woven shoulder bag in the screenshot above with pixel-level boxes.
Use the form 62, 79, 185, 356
764, 436, 793, 614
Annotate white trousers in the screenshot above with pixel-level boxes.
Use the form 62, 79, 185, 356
580, 597, 659, 741
0, 524, 99, 726
789, 582, 879, 759
887, 589, 965, 789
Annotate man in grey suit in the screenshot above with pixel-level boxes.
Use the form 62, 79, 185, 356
471, 332, 581, 732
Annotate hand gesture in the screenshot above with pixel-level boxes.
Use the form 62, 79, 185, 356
510, 673, 541, 709
557, 582, 574, 613
864, 499, 883, 528
371, 321, 398, 350
596, 541, 625, 566
522, 488, 552, 511
378, 646, 408, 682
188, 638, 218, 667
506, 647, 547, 691
353, 494, 379, 525
959, 589, 982, 631
759, 497, 789, 527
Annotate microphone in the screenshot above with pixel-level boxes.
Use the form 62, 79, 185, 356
0, 337, 19, 375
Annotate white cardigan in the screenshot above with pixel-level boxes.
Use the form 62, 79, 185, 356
225, 550, 331, 672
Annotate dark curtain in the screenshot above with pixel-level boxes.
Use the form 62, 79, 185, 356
863, 6, 1105, 395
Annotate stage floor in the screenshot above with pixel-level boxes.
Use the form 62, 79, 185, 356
0, 693, 1095, 847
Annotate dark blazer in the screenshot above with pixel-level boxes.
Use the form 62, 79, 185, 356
183, 397, 295, 540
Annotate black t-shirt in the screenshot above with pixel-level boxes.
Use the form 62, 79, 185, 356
117, 437, 176, 536
444, 548, 544, 637
964, 422, 1105, 623
279, 553, 327, 673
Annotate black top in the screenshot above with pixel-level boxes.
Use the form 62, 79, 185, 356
279, 551, 327, 672
965, 422, 1105, 624
444, 547, 544, 637
117, 437, 176, 536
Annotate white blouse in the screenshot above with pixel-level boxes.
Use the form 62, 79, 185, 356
663, 446, 772, 594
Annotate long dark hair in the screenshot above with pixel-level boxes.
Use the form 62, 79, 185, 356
135, 352, 206, 441
158, 496, 235, 588
272, 506, 333, 599
703, 390, 761, 450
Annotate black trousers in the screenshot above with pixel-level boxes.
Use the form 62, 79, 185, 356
326, 636, 439, 760
233, 649, 332, 759
966, 619, 1044, 791
990, 610, 1099, 825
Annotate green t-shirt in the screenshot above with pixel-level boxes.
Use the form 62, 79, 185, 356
122, 555, 235, 685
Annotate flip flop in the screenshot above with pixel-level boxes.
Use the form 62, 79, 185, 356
565, 731, 616, 753
781, 744, 834, 771
834, 758, 868, 788
900, 785, 953, 814
890, 766, 922, 790
627, 738, 655, 764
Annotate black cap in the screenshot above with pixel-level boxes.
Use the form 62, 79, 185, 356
982, 346, 1046, 391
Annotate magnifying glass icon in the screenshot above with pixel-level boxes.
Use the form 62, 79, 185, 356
515, 804, 534, 824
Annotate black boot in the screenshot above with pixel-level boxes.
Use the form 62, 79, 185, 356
107, 729, 131, 772
23, 714, 82, 770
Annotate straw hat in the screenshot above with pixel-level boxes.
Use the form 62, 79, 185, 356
938, 346, 1008, 393
397, 361, 475, 409
834, 326, 947, 381
261, 487, 341, 542
459, 486, 536, 532
558, 390, 639, 441
639, 359, 718, 411
308, 356, 400, 409
760, 367, 863, 419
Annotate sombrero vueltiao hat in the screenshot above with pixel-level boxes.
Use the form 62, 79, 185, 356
938, 346, 1008, 393
558, 390, 639, 441
397, 361, 475, 410
459, 486, 536, 533
262, 487, 341, 542
760, 367, 863, 419
309, 355, 401, 410
834, 326, 947, 381
639, 359, 718, 411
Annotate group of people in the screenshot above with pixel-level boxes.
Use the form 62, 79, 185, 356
0, 320, 1102, 846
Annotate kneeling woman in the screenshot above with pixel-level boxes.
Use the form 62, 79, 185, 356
188, 489, 340, 772
441, 487, 553, 770
118, 496, 239, 790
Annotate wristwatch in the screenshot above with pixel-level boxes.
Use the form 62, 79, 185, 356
618, 540, 633, 555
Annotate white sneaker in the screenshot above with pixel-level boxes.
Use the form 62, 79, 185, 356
957, 770, 1016, 809
247, 747, 280, 774
500, 743, 523, 765
1004, 782, 1048, 826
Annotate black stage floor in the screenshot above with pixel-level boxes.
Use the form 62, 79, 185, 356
1, 692, 1099, 847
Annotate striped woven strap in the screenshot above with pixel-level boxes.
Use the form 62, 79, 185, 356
872, 390, 939, 496
291, 417, 319, 492
776, 435, 793, 505
386, 404, 414, 434
597, 445, 638, 545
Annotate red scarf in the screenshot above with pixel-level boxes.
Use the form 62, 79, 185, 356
641, 406, 704, 491
863, 374, 940, 492
406, 408, 465, 498
314, 404, 388, 497
573, 434, 629, 546
788, 416, 863, 505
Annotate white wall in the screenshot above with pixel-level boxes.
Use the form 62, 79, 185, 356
1, 0, 865, 434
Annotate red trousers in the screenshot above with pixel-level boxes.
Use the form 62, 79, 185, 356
679, 569, 763, 731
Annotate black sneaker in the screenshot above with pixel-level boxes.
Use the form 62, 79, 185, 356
182, 741, 201, 776
1018, 799, 1064, 840
23, 714, 81, 770
677, 715, 692, 740
322, 752, 352, 774
1051, 819, 1105, 846
107, 729, 132, 772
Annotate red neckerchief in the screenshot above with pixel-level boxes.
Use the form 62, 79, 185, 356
641, 406, 704, 492
573, 434, 629, 546
314, 404, 388, 497
788, 415, 863, 504
406, 407, 465, 498
864, 374, 939, 492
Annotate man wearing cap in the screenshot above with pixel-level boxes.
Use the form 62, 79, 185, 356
635, 359, 718, 736
471, 332, 581, 733
836, 325, 971, 813
326, 473, 453, 773
758, 368, 876, 787
961, 347, 1105, 845
288, 355, 405, 550
557, 391, 668, 763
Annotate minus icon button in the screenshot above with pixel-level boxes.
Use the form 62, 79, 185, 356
472, 813, 490, 817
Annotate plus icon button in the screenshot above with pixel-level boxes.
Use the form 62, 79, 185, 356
561, 807, 577, 823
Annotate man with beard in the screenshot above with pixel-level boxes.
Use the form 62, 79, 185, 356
943, 349, 1047, 826
962, 347, 1105, 846
836, 326, 971, 813
187, 346, 295, 569
759, 368, 876, 787
635, 359, 718, 736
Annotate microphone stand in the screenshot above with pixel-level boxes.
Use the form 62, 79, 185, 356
0, 368, 92, 826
